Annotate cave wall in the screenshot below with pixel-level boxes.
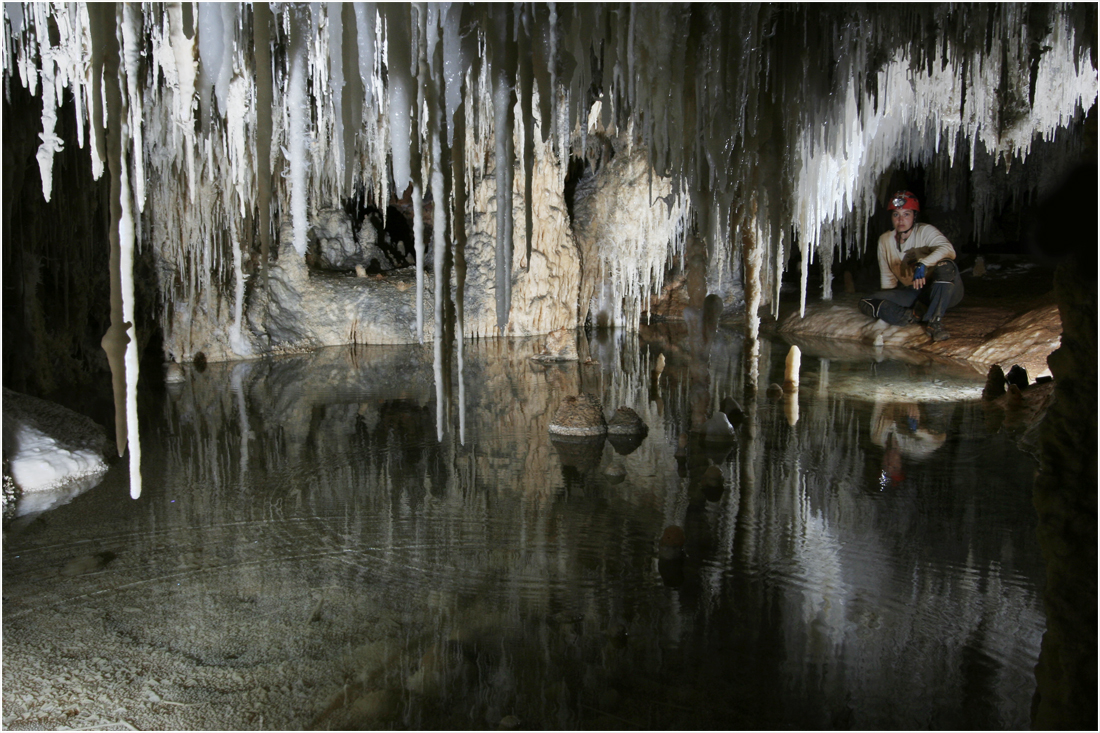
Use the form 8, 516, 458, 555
2, 84, 119, 413
1029, 161, 1097, 730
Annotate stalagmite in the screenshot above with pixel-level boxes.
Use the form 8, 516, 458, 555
741, 203, 764, 394
783, 345, 801, 393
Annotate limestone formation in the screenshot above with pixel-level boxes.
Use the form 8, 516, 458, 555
247, 230, 433, 355
306, 207, 397, 273
461, 107, 581, 339
549, 394, 608, 437
2, 389, 111, 498
607, 407, 648, 436
571, 138, 690, 329
983, 365, 1007, 400
783, 344, 801, 392
1005, 364, 1030, 390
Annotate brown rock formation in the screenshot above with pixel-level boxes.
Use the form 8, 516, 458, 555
548, 394, 607, 437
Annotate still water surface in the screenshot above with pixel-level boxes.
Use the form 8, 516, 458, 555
2, 328, 1045, 730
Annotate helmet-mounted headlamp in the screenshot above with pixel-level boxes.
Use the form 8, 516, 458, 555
888, 191, 920, 212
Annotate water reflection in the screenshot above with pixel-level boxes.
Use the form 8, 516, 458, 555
2, 331, 1044, 730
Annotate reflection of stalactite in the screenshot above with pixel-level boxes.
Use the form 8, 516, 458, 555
741, 207, 763, 395
94, 333, 1051, 729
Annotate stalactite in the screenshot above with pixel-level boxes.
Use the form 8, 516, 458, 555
287, 11, 309, 257
1, 2, 1095, 367
492, 63, 515, 333
31, 3, 60, 201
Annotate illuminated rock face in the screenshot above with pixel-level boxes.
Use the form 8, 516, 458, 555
572, 139, 688, 328
460, 117, 582, 339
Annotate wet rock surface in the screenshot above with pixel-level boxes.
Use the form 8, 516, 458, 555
548, 394, 608, 437
2, 389, 112, 519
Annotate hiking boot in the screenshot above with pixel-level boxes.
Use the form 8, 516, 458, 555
928, 320, 950, 342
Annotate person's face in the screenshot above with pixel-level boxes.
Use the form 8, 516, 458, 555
891, 208, 915, 233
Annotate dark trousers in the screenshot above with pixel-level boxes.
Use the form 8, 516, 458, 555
873, 259, 964, 322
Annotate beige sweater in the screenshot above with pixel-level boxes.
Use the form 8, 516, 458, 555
877, 223, 956, 289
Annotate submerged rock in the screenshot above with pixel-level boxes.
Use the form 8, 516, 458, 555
701, 465, 724, 490
61, 551, 117, 577
498, 714, 522, 730
604, 460, 627, 483
608, 433, 646, 456
549, 394, 607, 437
701, 465, 725, 501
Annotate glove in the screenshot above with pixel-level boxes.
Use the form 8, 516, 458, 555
913, 263, 926, 281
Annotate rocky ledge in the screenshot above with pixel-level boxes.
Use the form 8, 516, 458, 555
774, 291, 1061, 380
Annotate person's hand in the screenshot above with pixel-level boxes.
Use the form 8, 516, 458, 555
912, 262, 926, 289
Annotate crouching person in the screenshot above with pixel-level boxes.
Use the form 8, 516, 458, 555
858, 191, 964, 342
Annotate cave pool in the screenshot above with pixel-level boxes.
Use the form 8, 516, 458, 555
2, 328, 1045, 730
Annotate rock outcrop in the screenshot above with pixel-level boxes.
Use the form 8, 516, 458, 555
776, 294, 1061, 379
2, 388, 111, 517
549, 394, 608, 437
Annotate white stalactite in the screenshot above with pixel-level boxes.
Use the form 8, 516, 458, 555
1, 3, 1095, 365
288, 34, 309, 256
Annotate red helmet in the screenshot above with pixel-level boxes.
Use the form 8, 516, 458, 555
887, 191, 920, 212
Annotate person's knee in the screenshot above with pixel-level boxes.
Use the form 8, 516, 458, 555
933, 261, 958, 283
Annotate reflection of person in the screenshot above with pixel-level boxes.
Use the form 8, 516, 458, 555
871, 400, 946, 459
871, 400, 946, 487
859, 191, 964, 342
